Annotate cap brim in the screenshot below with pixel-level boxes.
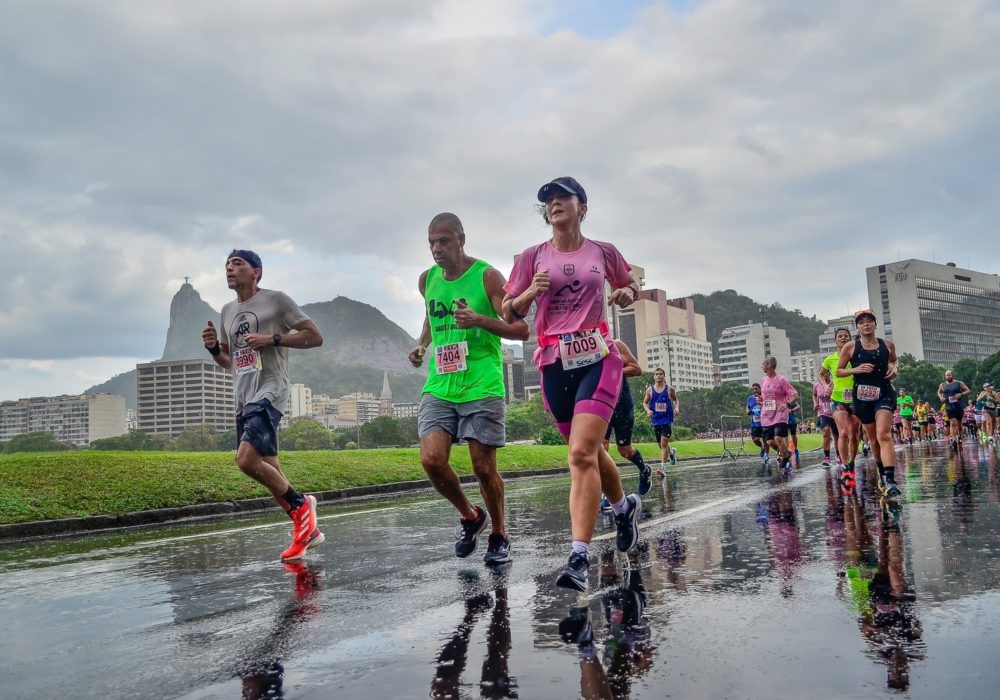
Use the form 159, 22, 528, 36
537, 182, 577, 202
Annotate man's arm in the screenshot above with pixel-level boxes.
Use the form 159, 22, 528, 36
455, 267, 529, 340
614, 340, 642, 378
937, 383, 946, 402
642, 387, 653, 416
669, 386, 680, 415
409, 270, 431, 367
959, 382, 971, 398
202, 320, 232, 369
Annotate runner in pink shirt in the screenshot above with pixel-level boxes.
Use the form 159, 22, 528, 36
503, 176, 641, 592
760, 357, 798, 473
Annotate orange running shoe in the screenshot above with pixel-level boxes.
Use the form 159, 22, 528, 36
281, 495, 323, 560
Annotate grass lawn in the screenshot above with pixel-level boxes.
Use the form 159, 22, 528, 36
0, 434, 822, 525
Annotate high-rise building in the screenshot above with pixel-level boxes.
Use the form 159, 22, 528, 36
288, 383, 313, 419
0, 393, 127, 446
501, 346, 525, 403
392, 402, 419, 419
336, 392, 381, 424
617, 291, 715, 389
136, 359, 234, 436
866, 260, 1000, 365
790, 350, 825, 383
717, 322, 792, 386
818, 315, 855, 355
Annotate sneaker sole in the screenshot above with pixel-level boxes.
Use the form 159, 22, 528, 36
555, 573, 587, 592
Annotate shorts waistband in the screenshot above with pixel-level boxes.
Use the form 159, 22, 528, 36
538, 322, 610, 348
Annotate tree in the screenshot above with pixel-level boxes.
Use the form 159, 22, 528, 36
896, 358, 947, 404
89, 429, 154, 451
3, 431, 71, 453
506, 395, 552, 441
359, 416, 404, 448
952, 358, 980, 386
280, 418, 333, 451
977, 351, 1000, 388
174, 425, 223, 451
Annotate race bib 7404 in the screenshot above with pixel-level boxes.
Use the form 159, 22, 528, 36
435, 342, 468, 375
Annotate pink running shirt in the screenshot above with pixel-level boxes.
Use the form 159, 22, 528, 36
505, 239, 632, 368
813, 382, 833, 418
760, 373, 797, 427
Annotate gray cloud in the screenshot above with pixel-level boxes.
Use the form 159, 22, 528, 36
2, 0, 999, 398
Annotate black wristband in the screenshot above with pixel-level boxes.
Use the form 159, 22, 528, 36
507, 299, 527, 321
207, 341, 221, 356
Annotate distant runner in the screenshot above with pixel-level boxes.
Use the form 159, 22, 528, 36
643, 368, 679, 478
813, 368, 836, 467
747, 383, 770, 466
759, 357, 797, 473
937, 370, 971, 451
897, 388, 914, 445
823, 327, 861, 485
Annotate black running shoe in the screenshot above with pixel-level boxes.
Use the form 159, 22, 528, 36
615, 494, 641, 552
638, 466, 652, 496
555, 552, 589, 591
558, 606, 593, 646
455, 506, 488, 558
483, 532, 512, 565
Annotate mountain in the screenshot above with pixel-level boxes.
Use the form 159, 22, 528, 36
86, 285, 426, 409
689, 290, 826, 355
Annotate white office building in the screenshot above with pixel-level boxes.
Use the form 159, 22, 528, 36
717, 323, 792, 386
818, 315, 855, 356
790, 350, 825, 383
866, 259, 1000, 365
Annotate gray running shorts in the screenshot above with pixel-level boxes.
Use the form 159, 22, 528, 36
418, 394, 506, 447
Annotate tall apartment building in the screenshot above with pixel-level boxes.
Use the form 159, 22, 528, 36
393, 402, 419, 419
717, 322, 792, 386
336, 392, 381, 424
818, 315, 855, 355
136, 359, 234, 436
0, 393, 127, 446
288, 383, 313, 419
618, 292, 715, 389
790, 350, 825, 383
502, 346, 525, 403
866, 259, 1000, 365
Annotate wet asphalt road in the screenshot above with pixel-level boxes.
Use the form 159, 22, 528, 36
3, 442, 1000, 699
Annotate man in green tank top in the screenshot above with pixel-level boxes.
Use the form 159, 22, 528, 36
408, 213, 529, 566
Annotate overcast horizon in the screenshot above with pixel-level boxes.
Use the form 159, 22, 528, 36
3, 0, 999, 401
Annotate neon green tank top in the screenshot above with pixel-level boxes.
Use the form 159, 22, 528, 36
823, 351, 854, 403
422, 259, 505, 403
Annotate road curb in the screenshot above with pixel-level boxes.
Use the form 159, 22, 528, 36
0, 449, 817, 542
0, 467, 571, 542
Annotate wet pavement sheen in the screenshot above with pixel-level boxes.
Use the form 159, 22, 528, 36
3, 442, 1000, 698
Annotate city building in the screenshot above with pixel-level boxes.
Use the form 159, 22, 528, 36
717, 322, 792, 386
310, 393, 335, 417
866, 259, 1000, 365
502, 346, 525, 403
393, 402, 419, 419
0, 393, 127, 446
136, 359, 234, 436
336, 392, 381, 425
135, 360, 235, 436
818, 315, 855, 355
287, 383, 313, 419
790, 350, 825, 383
618, 291, 715, 389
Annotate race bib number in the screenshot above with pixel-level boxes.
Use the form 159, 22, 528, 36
948, 395, 959, 403
842, 388, 853, 402
233, 347, 262, 376
857, 385, 881, 401
655, 402, 668, 412
558, 329, 609, 370
763, 400, 777, 411
820, 401, 831, 414
435, 342, 468, 375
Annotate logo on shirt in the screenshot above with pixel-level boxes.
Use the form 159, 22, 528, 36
428, 298, 469, 320
590, 264, 601, 274
229, 311, 259, 350
554, 280, 582, 297
563, 264, 575, 276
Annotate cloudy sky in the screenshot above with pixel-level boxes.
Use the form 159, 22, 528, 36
3, 0, 999, 401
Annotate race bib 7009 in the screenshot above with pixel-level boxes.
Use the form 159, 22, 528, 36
559, 329, 609, 370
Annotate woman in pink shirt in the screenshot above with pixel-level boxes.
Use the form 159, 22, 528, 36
760, 357, 798, 472
814, 367, 836, 467
504, 176, 640, 592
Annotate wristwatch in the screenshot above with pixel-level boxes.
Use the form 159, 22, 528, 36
273, 333, 282, 347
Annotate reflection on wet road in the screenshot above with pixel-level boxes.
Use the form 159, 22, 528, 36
3, 443, 1000, 698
